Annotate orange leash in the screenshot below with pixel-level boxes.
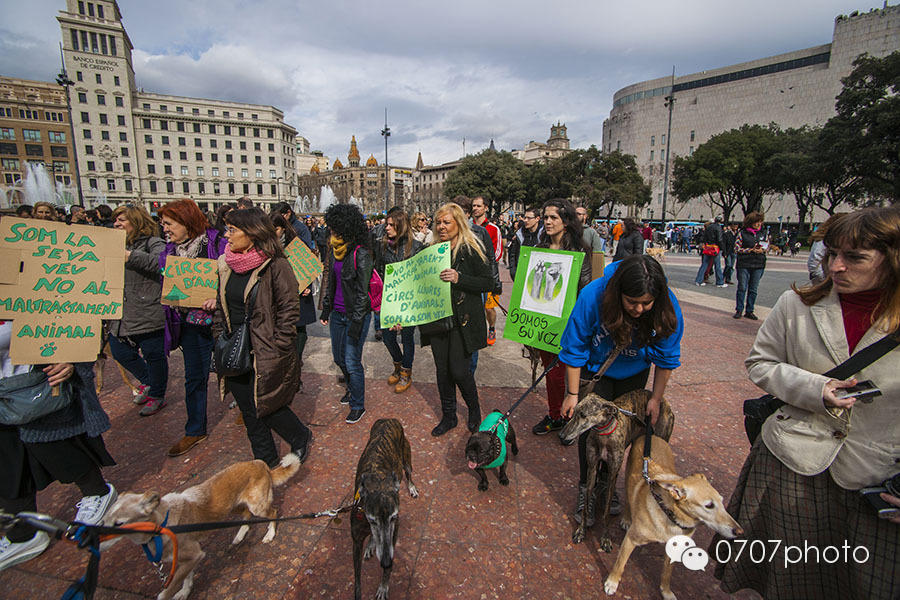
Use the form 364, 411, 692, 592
98, 521, 179, 588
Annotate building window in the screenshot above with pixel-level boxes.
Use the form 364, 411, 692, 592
160, 120, 168, 130
83, 129, 92, 139
162, 150, 171, 160
661, 134, 666, 145
78, 1, 85, 14
146, 149, 154, 159
142, 118, 151, 129
160, 135, 169, 145
181, 166, 189, 175
147, 164, 155, 174
242, 183, 249, 194
119, 132, 127, 141
117, 115, 125, 126
81, 112, 90, 123
228, 183, 235, 194
690, 130, 695, 142
255, 156, 261, 164
239, 127, 245, 136
1, 158, 20, 169
254, 142, 260, 151
97, 4, 104, 18
241, 168, 248, 178
0, 143, 17, 156
195, 152, 202, 161
144, 134, 152, 144
177, 122, 185, 132
107, 179, 115, 191
87, 160, 95, 171
149, 181, 157, 193
114, 75, 120, 86
95, 73, 102, 84
239, 141, 246, 150
194, 138, 201, 147
269, 169, 276, 178
240, 155, 247, 163
100, 131, 109, 141
122, 162, 130, 172
224, 126, 231, 135
211, 167, 219, 176
166, 181, 174, 194
689, 146, 694, 155
256, 184, 263, 195
0, 128, 13, 140
124, 179, 132, 192
114, 96, 124, 108
192, 123, 200, 133
182, 181, 190, 193
96, 94, 105, 105
50, 146, 68, 158
226, 154, 233, 163
213, 183, 220, 194
22, 129, 41, 142
49, 131, 66, 143
196, 167, 204, 176
650, 135, 655, 146
270, 184, 277, 195
616, 140, 621, 151
227, 168, 234, 177
179, 151, 187, 160
99, 114, 108, 125
255, 169, 262, 178
89, 178, 97, 189
78, 92, 87, 103
104, 161, 113, 172
192, 108, 199, 115
76, 70, 83, 81
207, 109, 214, 116
649, 165, 654, 176
209, 139, 217, 148
649, 150, 654, 161
84, 145, 93, 155
210, 153, 218, 162
660, 150, 665, 161
208, 124, 216, 134
198, 182, 205, 194
268, 156, 275, 165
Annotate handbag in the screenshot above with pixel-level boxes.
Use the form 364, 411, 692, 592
353, 247, 383, 312
0, 370, 74, 426
743, 331, 899, 444
702, 243, 719, 256
185, 308, 214, 326
213, 282, 259, 377
417, 316, 454, 336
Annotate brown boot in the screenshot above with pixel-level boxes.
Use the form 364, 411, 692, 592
387, 361, 402, 385
394, 368, 412, 393
167, 435, 208, 457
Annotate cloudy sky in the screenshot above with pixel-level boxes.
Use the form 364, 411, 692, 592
1, 0, 872, 167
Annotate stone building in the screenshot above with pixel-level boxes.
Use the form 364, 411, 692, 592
410, 152, 462, 215
511, 122, 572, 165
295, 136, 411, 214
55, 0, 300, 211
0, 77, 77, 200
602, 4, 900, 223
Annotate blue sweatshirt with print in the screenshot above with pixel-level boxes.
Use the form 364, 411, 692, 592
559, 260, 683, 378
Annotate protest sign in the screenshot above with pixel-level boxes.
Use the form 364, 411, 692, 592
284, 238, 323, 291
380, 242, 452, 327
503, 246, 583, 353
0, 217, 125, 364
160, 255, 219, 308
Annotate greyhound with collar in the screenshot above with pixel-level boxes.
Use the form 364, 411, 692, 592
559, 390, 674, 551
351, 419, 418, 600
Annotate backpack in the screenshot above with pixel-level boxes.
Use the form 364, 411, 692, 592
354, 246, 383, 312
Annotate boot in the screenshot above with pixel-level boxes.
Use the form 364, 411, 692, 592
387, 362, 402, 386
432, 396, 458, 436
572, 483, 597, 527
464, 395, 482, 433
394, 368, 412, 393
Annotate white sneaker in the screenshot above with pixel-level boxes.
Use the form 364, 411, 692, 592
717, 283, 729, 288
74, 483, 117, 525
0, 532, 51, 571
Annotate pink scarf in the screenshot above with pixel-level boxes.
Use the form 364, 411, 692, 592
224, 246, 267, 273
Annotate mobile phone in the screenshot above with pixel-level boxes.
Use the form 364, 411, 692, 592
860, 487, 900, 519
833, 380, 881, 403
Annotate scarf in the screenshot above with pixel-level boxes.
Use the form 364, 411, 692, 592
224, 246, 267, 274
331, 235, 350, 261
175, 235, 206, 258
839, 289, 883, 353
746, 227, 760, 235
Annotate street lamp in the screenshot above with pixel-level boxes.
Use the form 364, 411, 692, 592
381, 108, 390, 212
55, 43, 83, 205
661, 66, 675, 232
276, 176, 283, 204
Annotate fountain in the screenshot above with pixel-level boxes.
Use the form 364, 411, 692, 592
319, 185, 336, 212
0, 163, 78, 210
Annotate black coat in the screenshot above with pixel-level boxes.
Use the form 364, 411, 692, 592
321, 245, 373, 340
374, 237, 424, 278
420, 244, 494, 356
613, 230, 644, 261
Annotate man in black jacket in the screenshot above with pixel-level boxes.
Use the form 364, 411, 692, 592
508, 208, 542, 280
693, 216, 727, 287
722, 222, 738, 284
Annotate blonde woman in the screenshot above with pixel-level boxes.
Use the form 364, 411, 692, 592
413, 212, 434, 246
423, 203, 493, 436
108, 205, 168, 416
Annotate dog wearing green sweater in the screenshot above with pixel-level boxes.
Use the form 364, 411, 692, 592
465, 410, 518, 491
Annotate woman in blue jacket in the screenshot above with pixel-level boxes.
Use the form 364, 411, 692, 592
559, 254, 684, 525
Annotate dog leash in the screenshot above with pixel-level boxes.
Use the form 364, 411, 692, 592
640, 426, 695, 532
489, 355, 560, 433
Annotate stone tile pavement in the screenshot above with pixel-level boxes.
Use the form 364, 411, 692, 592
0, 266, 766, 600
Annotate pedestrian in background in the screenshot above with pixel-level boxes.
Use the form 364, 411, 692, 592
733, 211, 767, 320
722, 222, 738, 285
612, 218, 643, 261
694, 216, 727, 288
413, 212, 433, 246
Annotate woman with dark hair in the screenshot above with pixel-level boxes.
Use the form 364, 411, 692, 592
612, 217, 644, 261
424, 203, 494, 436
270, 212, 317, 393
214, 202, 236, 235
713, 207, 900, 599
217, 208, 311, 466
375, 207, 423, 393
157, 199, 227, 457
108, 205, 168, 416
532, 199, 593, 436
320, 203, 372, 424
733, 211, 767, 320
559, 254, 684, 525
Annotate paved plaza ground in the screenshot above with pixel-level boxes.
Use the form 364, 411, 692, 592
0, 252, 811, 599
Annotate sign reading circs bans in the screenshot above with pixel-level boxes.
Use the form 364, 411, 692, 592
0, 217, 125, 364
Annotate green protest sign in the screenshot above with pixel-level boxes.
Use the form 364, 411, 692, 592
380, 242, 452, 327
503, 246, 584, 353
284, 238, 323, 291
160, 256, 218, 308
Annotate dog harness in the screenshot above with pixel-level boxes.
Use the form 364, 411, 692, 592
478, 411, 508, 470
591, 417, 618, 436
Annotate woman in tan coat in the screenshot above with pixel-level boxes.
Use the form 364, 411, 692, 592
713, 207, 900, 600
217, 208, 311, 466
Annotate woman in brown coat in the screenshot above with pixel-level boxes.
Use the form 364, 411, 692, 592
217, 208, 311, 466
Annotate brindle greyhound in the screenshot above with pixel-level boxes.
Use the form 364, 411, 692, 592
559, 390, 674, 551
352, 419, 418, 600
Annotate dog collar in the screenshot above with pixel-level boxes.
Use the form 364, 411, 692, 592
591, 417, 618, 436
649, 485, 695, 532
141, 511, 169, 564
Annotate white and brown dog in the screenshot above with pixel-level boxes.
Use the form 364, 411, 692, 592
102, 454, 301, 600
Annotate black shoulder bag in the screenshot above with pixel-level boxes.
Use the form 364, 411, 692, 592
743, 331, 899, 444
213, 282, 260, 377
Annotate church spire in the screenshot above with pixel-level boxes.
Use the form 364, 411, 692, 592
348, 135, 360, 167
415, 152, 424, 170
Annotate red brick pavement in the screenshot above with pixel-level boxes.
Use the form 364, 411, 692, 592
0, 298, 764, 599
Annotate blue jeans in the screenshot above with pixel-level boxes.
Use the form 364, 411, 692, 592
382, 326, 415, 369
723, 253, 736, 282
329, 311, 370, 410
735, 268, 765, 315
179, 324, 213, 436
108, 330, 168, 399
695, 253, 723, 285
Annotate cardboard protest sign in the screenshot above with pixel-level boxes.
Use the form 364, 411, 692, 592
284, 238, 323, 291
0, 217, 125, 364
160, 255, 219, 308
503, 246, 584, 354
380, 242, 452, 328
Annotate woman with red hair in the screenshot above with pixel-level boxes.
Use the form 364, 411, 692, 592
157, 199, 227, 457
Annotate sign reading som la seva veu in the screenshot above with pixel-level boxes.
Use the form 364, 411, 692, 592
380, 242, 452, 328
0, 217, 125, 364
503, 246, 583, 354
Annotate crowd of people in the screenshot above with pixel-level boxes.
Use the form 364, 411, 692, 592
0, 197, 897, 599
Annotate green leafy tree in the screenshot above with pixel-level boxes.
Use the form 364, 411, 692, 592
767, 127, 818, 227
443, 149, 528, 214
810, 119, 864, 214
830, 51, 900, 202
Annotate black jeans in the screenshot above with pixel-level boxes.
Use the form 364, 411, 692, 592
228, 371, 310, 468
429, 327, 479, 421
577, 367, 650, 484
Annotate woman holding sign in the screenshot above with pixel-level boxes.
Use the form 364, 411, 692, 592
158, 199, 227, 457
321, 203, 373, 425
425, 203, 494, 436
217, 209, 311, 466
559, 254, 684, 525
375, 207, 424, 394
531, 199, 593, 437
108, 205, 169, 417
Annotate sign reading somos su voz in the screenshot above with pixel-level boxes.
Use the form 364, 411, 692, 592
0, 217, 125, 364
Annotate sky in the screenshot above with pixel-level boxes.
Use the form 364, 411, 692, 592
0, 0, 877, 168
